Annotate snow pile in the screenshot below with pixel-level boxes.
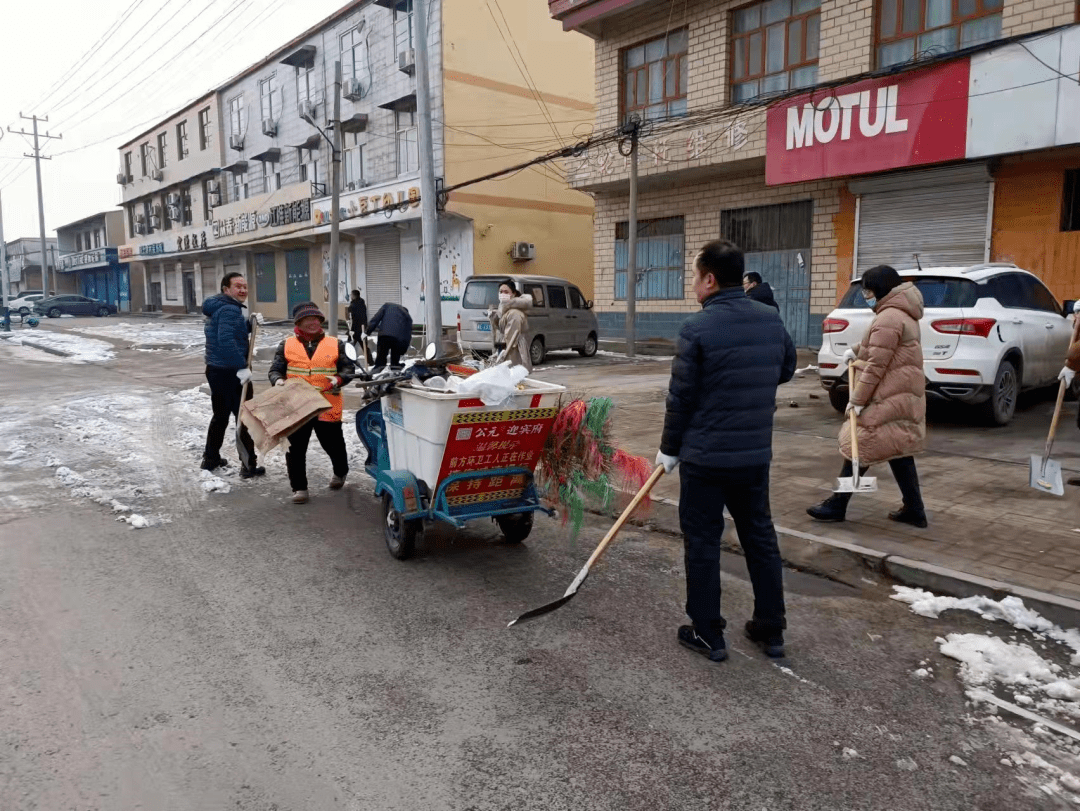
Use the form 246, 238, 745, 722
74, 321, 290, 355
938, 634, 1064, 690
4, 331, 115, 362
199, 470, 231, 494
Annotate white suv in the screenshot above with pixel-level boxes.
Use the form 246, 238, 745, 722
818, 264, 1073, 425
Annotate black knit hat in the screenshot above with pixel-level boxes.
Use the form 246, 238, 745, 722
291, 301, 325, 324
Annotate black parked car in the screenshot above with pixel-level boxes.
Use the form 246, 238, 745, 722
34, 295, 117, 318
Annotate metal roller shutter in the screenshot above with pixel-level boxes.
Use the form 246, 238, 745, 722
365, 234, 401, 310
853, 164, 992, 275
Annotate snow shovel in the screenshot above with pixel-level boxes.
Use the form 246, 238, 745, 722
236, 313, 259, 471
508, 464, 666, 628
1029, 379, 1067, 497
835, 363, 877, 494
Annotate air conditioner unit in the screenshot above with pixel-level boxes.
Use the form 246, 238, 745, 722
135, 223, 147, 235
167, 204, 181, 221
346, 182, 356, 191
116, 173, 128, 185
298, 100, 317, 121
261, 118, 278, 136
398, 49, 415, 74
165, 192, 181, 206
229, 133, 244, 151
151, 169, 164, 182
343, 77, 363, 101
511, 241, 536, 262
134, 212, 145, 224
150, 204, 162, 217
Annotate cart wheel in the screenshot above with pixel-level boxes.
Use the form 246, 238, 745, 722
496, 511, 533, 544
382, 493, 422, 559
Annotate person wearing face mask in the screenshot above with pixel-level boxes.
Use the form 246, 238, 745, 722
488, 279, 533, 371
268, 302, 356, 504
807, 264, 928, 527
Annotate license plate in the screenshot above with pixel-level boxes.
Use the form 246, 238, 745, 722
477, 322, 491, 332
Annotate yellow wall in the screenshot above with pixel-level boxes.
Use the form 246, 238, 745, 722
441, 0, 596, 297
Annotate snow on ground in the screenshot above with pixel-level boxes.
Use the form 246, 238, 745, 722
2, 331, 116, 362
0, 384, 370, 528
73, 320, 291, 355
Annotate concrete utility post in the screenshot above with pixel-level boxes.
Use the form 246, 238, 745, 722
9, 114, 61, 297
414, 0, 443, 348
624, 118, 641, 358
328, 60, 343, 338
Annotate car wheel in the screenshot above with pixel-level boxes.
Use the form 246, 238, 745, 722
97, 307, 110, 317
17, 307, 29, 316
983, 360, 1019, 426
578, 332, 598, 358
828, 384, 849, 413
47, 308, 61, 319
529, 337, 545, 366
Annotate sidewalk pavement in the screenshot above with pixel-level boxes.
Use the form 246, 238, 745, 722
536, 351, 1080, 611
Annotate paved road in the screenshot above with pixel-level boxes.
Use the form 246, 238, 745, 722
1, 321, 1077, 810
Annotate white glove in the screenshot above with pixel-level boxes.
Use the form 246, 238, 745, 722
841, 348, 857, 367
655, 451, 679, 474
236, 369, 252, 385
274, 378, 286, 387
253, 312, 265, 325
845, 402, 863, 417
1059, 366, 1076, 386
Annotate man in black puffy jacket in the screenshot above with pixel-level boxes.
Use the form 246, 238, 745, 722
742, 271, 780, 311
656, 240, 796, 663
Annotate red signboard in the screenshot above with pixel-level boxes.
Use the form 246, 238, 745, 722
437, 406, 557, 507
765, 60, 970, 186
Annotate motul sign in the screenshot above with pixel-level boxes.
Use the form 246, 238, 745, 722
766, 60, 970, 185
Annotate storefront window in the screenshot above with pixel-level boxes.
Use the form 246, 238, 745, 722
622, 29, 688, 123
614, 216, 685, 300
876, 0, 1003, 68
396, 110, 419, 175
731, 0, 820, 103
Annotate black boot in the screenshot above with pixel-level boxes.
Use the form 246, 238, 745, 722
888, 507, 927, 528
200, 456, 228, 471
744, 620, 785, 658
807, 494, 848, 523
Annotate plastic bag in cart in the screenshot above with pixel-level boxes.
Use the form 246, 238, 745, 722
456, 361, 528, 406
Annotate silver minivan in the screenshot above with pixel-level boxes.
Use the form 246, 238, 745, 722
457, 274, 599, 365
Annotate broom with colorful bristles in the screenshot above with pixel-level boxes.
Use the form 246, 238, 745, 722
537, 396, 655, 538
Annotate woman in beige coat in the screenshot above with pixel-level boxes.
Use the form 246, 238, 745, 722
807, 265, 928, 527
488, 279, 533, 372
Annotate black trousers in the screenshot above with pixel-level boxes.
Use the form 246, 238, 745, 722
835, 456, 924, 513
679, 462, 786, 641
204, 365, 256, 466
374, 336, 407, 368
285, 417, 349, 492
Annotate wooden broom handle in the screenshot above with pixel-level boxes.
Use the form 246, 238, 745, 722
583, 464, 666, 570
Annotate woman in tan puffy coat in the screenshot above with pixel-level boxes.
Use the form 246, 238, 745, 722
807, 265, 928, 527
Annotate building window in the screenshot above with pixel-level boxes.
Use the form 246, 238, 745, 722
614, 217, 685, 300
259, 74, 277, 122
124, 151, 132, 179
75, 234, 82, 251
297, 64, 314, 104
876, 0, 1003, 68
721, 200, 813, 252
229, 95, 244, 139
140, 142, 150, 176
254, 252, 277, 302
231, 171, 248, 203
164, 267, 178, 300
344, 136, 365, 188
731, 0, 820, 103
396, 110, 419, 175
1063, 169, 1080, 232
394, 0, 414, 54
93, 230, 101, 248
622, 29, 688, 122
199, 108, 212, 150
177, 120, 189, 160
157, 132, 168, 169
126, 205, 136, 239
341, 27, 369, 85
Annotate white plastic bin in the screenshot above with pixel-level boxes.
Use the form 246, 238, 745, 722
381, 378, 566, 488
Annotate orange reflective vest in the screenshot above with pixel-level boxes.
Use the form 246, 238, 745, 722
285, 335, 343, 422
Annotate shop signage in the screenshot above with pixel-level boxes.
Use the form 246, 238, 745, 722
765, 60, 970, 185
175, 231, 209, 252
313, 184, 421, 226
139, 242, 166, 256
212, 199, 312, 238
213, 212, 259, 238
269, 198, 312, 227
61, 248, 110, 270
118, 246, 135, 260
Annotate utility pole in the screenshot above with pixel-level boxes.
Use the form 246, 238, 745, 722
0, 189, 8, 332
327, 61, 343, 338
624, 118, 640, 358
9, 114, 61, 297
414, 0, 443, 348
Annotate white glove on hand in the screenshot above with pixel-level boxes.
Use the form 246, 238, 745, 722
841, 348, 857, 367
253, 312, 265, 325
845, 402, 863, 417
655, 451, 679, 474
1059, 366, 1076, 387
236, 369, 252, 385
274, 378, 286, 387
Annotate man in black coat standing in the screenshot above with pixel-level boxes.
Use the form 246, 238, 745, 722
742, 271, 780, 311
367, 302, 413, 371
348, 290, 368, 344
657, 240, 797, 662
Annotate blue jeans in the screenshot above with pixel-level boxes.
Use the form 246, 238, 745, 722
679, 462, 786, 641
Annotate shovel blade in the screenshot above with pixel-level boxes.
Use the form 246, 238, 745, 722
834, 476, 878, 494
507, 592, 576, 627
1029, 454, 1064, 497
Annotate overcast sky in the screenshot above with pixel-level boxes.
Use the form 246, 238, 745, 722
0, 0, 349, 241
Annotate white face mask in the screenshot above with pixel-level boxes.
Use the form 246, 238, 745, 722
498, 293, 512, 303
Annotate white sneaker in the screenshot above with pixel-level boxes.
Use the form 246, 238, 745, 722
291, 490, 309, 504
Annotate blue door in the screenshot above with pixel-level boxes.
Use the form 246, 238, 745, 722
117, 266, 130, 312
286, 249, 311, 317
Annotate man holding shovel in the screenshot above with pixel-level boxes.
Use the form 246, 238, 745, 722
1057, 300, 1080, 486
656, 239, 797, 663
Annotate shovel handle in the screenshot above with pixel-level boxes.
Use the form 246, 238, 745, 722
847, 364, 861, 463
1043, 379, 1068, 462
582, 464, 666, 572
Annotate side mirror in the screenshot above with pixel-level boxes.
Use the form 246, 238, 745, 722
424, 342, 438, 360
1065, 300, 1078, 318
586, 300, 594, 310
343, 341, 358, 362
